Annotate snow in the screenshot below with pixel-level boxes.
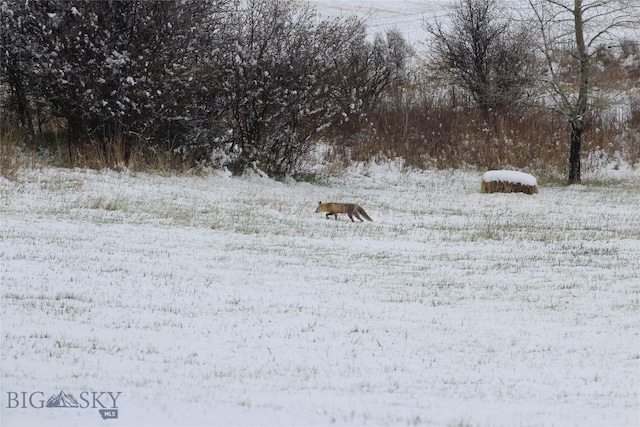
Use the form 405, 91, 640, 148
482, 170, 538, 187
1, 163, 639, 426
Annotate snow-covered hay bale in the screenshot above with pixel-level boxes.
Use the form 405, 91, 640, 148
481, 170, 538, 195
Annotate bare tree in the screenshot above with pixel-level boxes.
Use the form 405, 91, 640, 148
425, 0, 538, 111
528, 0, 640, 184
338, 28, 414, 113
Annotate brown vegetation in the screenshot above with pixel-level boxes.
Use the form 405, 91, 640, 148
481, 180, 539, 195
329, 73, 639, 176
3, 64, 638, 180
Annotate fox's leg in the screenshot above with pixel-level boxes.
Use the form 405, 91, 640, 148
348, 212, 355, 222
353, 212, 363, 222
325, 213, 331, 220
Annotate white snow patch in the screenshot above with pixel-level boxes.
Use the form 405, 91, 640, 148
483, 170, 538, 187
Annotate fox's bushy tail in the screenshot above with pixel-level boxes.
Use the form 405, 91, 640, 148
357, 206, 373, 221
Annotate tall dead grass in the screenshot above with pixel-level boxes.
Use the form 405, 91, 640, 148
0, 115, 29, 180
0, 128, 20, 180
0, 114, 192, 175
73, 137, 195, 173
329, 81, 639, 176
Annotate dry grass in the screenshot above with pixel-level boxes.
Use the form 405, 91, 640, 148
0, 135, 19, 181
0, 117, 192, 174
0, 140, 20, 181
328, 81, 639, 178
74, 137, 188, 173
0, 116, 28, 181
481, 180, 539, 195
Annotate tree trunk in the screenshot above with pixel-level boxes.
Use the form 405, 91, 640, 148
569, 121, 582, 184
569, 0, 588, 185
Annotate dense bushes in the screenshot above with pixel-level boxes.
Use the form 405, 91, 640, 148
2, 1, 217, 155
1, 0, 409, 176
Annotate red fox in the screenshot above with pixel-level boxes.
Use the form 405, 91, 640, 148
315, 202, 373, 222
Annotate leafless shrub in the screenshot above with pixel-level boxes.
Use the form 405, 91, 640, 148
424, 0, 539, 112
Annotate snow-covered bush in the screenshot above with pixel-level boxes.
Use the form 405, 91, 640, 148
205, 0, 411, 177
1, 0, 411, 176
1, 0, 229, 162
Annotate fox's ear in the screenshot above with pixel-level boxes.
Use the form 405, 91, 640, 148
318, 201, 322, 204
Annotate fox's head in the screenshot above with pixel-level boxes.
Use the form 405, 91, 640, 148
315, 201, 323, 213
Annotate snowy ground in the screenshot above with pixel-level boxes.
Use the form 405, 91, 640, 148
1, 162, 639, 427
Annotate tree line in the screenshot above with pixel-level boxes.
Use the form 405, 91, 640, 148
1, 0, 411, 177
1, 0, 638, 182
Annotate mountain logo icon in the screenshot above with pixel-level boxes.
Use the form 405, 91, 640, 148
45, 391, 80, 408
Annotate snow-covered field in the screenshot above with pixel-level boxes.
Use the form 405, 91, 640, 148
1, 162, 639, 426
